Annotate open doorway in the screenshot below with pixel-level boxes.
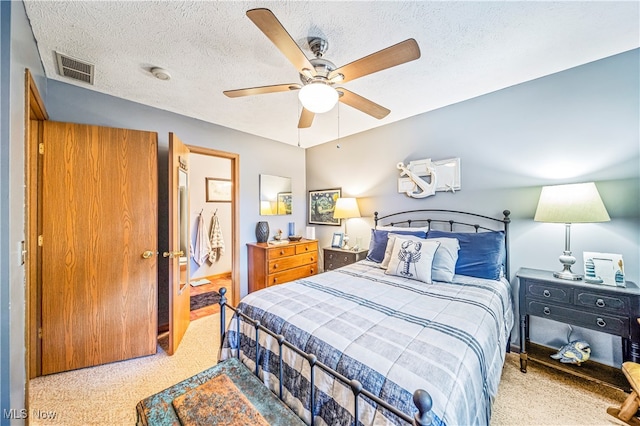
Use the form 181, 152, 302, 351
187, 151, 235, 320
183, 145, 239, 322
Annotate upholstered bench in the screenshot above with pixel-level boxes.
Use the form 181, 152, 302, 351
136, 357, 304, 425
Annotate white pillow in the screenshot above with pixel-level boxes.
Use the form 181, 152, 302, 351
385, 236, 440, 283
427, 237, 460, 282
380, 233, 406, 269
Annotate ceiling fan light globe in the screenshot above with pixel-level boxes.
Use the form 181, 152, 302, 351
298, 83, 338, 114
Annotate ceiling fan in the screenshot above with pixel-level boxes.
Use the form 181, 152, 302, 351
223, 8, 421, 128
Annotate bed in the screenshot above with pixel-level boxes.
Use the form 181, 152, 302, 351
219, 209, 514, 426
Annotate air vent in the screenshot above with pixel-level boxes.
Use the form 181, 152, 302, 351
55, 52, 94, 85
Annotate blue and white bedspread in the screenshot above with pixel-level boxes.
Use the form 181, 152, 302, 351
220, 261, 514, 426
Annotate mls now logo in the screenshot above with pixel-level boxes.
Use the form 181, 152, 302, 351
3, 409, 28, 419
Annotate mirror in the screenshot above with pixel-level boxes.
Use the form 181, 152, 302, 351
178, 168, 189, 291
259, 174, 291, 215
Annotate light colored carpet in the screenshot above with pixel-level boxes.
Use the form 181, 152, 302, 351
29, 314, 629, 425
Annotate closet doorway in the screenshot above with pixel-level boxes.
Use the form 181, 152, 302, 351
187, 146, 239, 315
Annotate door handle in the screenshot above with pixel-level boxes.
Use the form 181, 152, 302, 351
162, 250, 184, 258
141, 250, 154, 259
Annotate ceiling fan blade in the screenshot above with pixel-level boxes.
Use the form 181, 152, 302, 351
247, 8, 315, 74
223, 83, 301, 98
337, 88, 390, 119
329, 39, 420, 84
298, 108, 315, 128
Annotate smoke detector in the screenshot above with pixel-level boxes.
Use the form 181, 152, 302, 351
151, 67, 171, 81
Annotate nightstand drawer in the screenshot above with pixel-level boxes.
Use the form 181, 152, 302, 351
323, 247, 368, 271
326, 252, 356, 267
575, 291, 629, 314
528, 301, 628, 335
525, 281, 572, 304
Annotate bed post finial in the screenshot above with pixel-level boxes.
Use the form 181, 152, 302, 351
219, 287, 227, 339
374, 211, 379, 228
413, 389, 433, 426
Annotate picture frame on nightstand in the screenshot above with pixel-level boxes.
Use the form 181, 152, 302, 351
331, 232, 344, 248
583, 252, 625, 287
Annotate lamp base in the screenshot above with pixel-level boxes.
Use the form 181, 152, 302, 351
554, 251, 583, 280
553, 270, 583, 281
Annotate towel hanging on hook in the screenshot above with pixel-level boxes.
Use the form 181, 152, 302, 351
209, 213, 225, 263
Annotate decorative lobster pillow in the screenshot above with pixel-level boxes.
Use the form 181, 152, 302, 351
384, 235, 441, 284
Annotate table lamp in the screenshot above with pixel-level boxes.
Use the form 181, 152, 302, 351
534, 182, 610, 280
333, 198, 361, 250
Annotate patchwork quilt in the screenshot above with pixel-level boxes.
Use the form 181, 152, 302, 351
220, 261, 514, 426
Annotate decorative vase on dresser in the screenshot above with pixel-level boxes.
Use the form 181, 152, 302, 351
255, 221, 269, 243
247, 239, 318, 293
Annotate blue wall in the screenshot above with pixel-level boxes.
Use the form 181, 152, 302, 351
2, 0, 47, 423
306, 49, 640, 367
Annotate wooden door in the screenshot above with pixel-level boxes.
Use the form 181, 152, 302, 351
167, 133, 190, 355
41, 121, 158, 374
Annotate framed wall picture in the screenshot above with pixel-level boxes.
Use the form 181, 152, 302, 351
205, 178, 232, 202
331, 232, 344, 248
308, 188, 341, 225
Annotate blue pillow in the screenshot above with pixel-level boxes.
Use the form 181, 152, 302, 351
426, 230, 505, 280
366, 229, 428, 263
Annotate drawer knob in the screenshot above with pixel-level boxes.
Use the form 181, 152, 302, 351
595, 298, 606, 308
596, 317, 607, 328
543, 290, 551, 298
543, 307, 551, 315
273, 264, 278, 269
280, 250, 285, 255
310, 257, 314, 261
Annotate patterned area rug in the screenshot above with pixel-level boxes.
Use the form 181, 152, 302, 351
190, 291, 221, 311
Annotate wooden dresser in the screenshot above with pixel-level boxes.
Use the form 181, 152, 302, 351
247, 239, 318, 293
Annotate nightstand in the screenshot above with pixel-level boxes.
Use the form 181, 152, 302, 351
517, 267, 640, 390
323, 247, 368, 271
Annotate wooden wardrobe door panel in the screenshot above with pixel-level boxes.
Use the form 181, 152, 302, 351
41, 121, 158, 374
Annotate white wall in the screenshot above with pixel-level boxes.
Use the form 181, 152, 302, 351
306, 49, 640, 367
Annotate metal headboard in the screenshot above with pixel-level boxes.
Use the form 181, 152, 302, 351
374, 209, 511, 278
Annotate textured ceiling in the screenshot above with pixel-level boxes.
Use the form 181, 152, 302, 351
23, 1, 639, 148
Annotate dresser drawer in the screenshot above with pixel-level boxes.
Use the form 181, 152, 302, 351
528, 301, 628, 336
267, 246, 296, 259
525, 281, 572, 304
268, 252, 317, 273
268, 264, 317, 286
575, 291, 629, 314
296, 241, 317, 254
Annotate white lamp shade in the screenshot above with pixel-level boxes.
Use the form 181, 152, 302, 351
298, 83, 338, 113
534, 182, 610, 223
333, 198, 361, 219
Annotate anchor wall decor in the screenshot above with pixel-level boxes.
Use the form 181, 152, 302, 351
397, 158, 461, 199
